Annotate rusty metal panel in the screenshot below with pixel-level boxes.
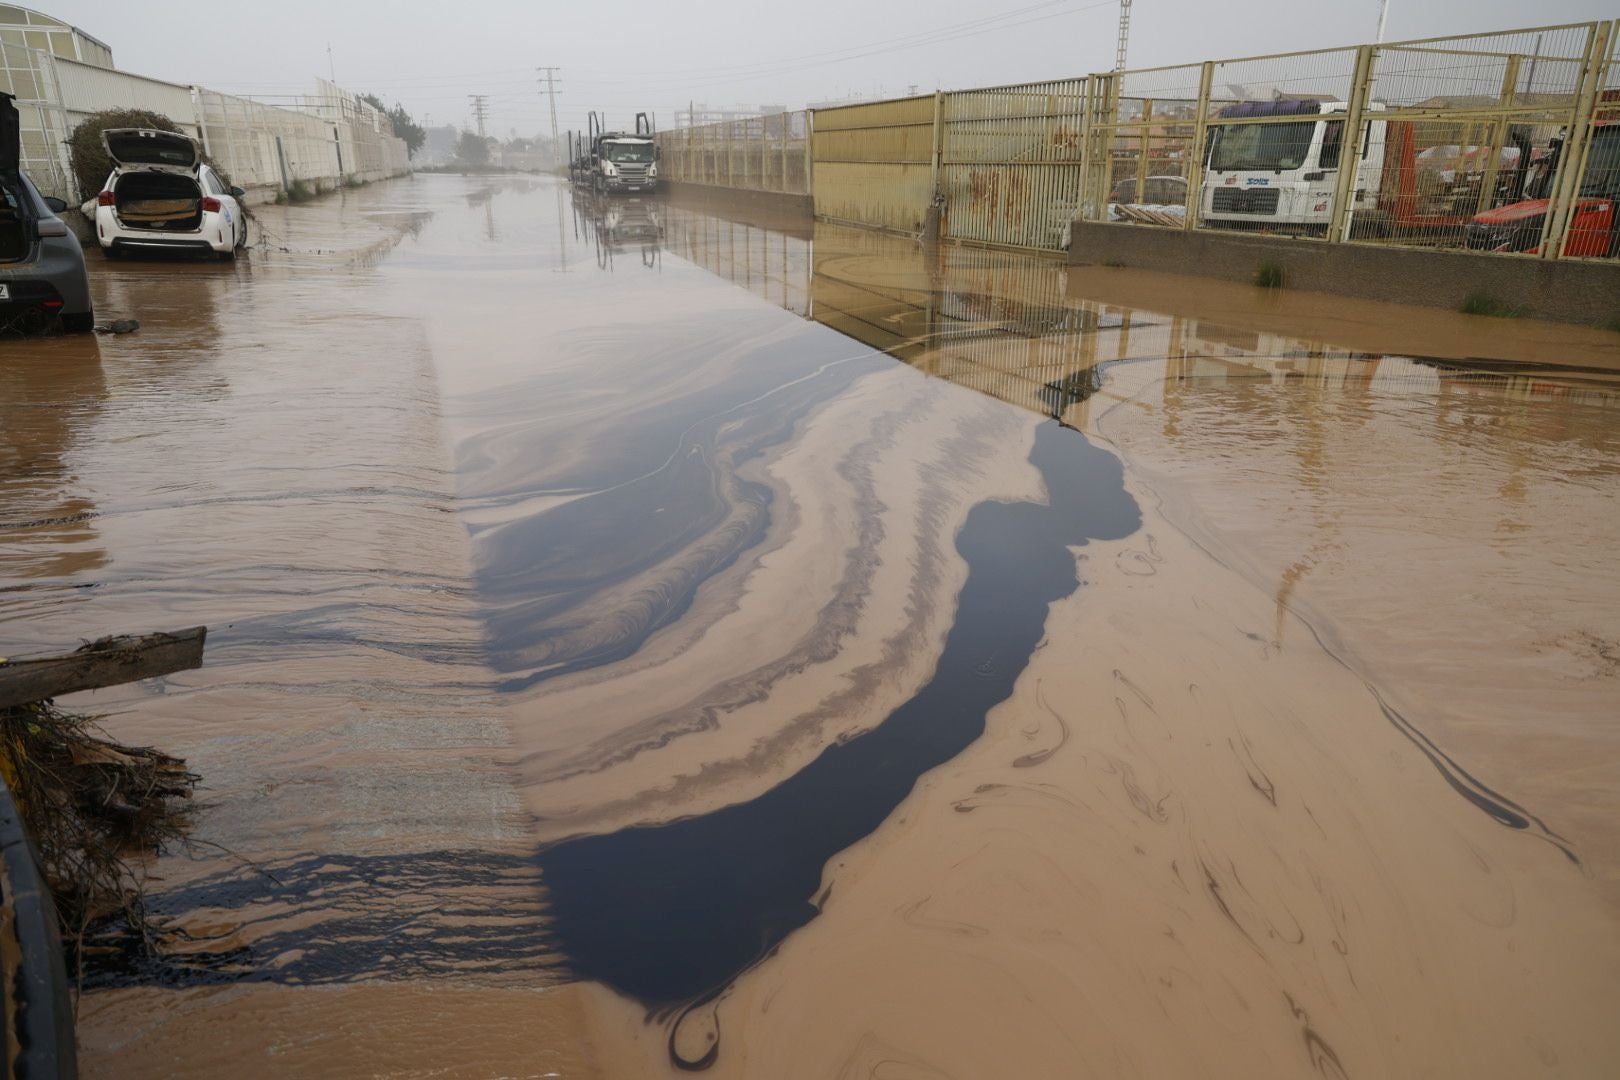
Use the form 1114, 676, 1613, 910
811, 95, 936, 234
940, 79, 1088, 251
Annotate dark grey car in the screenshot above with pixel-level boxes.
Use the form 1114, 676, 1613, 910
1, 91, 94, 334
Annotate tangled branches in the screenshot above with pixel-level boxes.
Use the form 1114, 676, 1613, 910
0, 702, 198, 952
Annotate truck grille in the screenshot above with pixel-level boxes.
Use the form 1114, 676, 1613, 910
616, 164, 650, 181
1211, 188, 1281, 214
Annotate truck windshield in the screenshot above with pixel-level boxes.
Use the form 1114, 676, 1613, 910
1578, 128, 1620, 198
1208, 121, 1318, 172
604, 142, 655, 163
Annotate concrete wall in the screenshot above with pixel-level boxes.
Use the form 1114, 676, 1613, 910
0, 42, 410, 202
1069, 221, 1620, 327
661, 180, 813, 221
195, 88, 410, 202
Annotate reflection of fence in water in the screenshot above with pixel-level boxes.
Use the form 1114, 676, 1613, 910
661, 204, 1620, 428
658, 202, 812, 315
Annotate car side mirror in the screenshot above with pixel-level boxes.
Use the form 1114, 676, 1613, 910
229, 186, 245, 197
42, 196, 67, 213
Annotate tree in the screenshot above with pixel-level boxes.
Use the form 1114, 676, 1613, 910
360, 94, 425, 158
456, 130, 492, 167
387, 105, 426, 158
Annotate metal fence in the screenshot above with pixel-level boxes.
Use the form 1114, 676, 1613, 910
941, 79, 1089, 250
655, 20, 1618, 262
1073, 20, 1619, 260
656, 111, 811, 196
810, 96, 937, 233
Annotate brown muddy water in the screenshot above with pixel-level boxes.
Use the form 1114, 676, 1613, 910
2, 176, 1619, 1078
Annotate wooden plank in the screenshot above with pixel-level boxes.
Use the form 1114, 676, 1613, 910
0, 628, 207, 710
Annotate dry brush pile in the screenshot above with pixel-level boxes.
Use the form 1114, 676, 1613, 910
0, 700, 197, 950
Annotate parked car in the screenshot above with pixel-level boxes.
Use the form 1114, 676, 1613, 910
93, 129, 246, 260
0, 92, 94, 333
1108, 175, 1189, 221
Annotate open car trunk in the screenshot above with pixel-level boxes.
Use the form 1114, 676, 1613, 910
0, 177, 27, 262
114, 172, 202, 232
1, 90, 28, 262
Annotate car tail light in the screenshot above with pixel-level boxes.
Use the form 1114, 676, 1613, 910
97, 191, 115, 206
202, 196, 222, 213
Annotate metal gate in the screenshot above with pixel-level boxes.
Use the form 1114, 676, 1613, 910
939, 78, 1089, 251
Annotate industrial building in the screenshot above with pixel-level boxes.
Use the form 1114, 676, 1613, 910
0, 4, 408, 202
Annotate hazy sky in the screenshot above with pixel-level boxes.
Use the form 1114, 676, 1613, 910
44, 0, 1620, 136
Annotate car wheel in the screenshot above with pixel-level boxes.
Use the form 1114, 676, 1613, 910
101, 244, 121, 260
216, 246, 237, 262
60, 312, 95, 334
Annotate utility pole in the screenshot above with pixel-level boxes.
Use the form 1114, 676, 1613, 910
1375, 0, 1390, 42
536, 67, 562, 143
1115, 0, 1132, 71
468, 94, 489, 139
537, 67, 562, 167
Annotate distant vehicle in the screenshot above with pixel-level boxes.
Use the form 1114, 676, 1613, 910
570, 112, 660, 195
1466, 122, 1620, 257
0, 91, 94, 333
93, 129, 247, 259
1108, 175, 1188, 222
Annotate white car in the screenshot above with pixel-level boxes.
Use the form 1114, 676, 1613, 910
93, 129, 246, 260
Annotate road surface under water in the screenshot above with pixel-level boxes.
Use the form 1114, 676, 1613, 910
2, 176, 1618, 1078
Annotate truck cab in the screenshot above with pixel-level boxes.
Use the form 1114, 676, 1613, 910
572, 112, 660, 195
594, 137, 658, 194
1200, 99, 1387, 235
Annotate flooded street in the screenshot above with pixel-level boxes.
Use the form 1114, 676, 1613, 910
4, 174, 1620, 1077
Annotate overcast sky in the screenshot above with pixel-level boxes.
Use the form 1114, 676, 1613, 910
44, 0, 1620, 136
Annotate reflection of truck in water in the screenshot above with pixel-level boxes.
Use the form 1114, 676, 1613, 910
1199, 98, 1550, 242
569, 112, 660, 195
572, 187, 663, 270
1466, 122, 1620, 257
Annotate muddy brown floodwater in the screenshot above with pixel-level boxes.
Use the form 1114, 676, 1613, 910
2, 176, 1618, 1078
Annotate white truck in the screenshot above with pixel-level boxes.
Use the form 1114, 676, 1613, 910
571, 112, 660, 195
1199, 99, 1388, 235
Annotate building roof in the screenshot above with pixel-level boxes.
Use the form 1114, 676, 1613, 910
0, 5, 115, 55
